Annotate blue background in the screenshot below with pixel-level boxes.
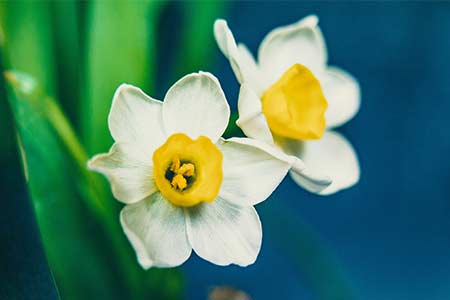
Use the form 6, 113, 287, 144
2, 2, 450, 300
183, 2, 450, 300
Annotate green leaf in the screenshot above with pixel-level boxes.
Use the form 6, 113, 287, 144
4, 69, 184, 300
0, 1, 56, 96
3, 71, 128, 299
0, 3, 130, 298
81, 1, 163, 155
50, 0, 82, 128
173, 1, 228, 78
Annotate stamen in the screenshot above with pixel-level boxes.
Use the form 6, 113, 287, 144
178, 163, 195, 176
170, 155, 181, 172
168, 155, 196, 191
171, 174, 187, 190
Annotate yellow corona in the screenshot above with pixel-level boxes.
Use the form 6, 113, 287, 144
153, 133, 223, 207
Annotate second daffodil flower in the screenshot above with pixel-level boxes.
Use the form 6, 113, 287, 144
214, 15, 361, 195
88, 72, 295, 268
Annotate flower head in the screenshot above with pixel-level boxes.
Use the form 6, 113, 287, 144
214, 15, 360, 195
88, 72, 294, 268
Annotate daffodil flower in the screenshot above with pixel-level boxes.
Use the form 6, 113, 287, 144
214, 15, 360, 195
88, 72, 297, 268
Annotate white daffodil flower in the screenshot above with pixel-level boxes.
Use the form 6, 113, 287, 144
88, 72, 299, 268
214, 15, 360, 195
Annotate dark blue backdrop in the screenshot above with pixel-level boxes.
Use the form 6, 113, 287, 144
183, 2, 450, 300
2, 2, 450, 300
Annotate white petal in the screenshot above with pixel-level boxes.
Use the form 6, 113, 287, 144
109, 84, 166, 153
236, 84, 273, 144
88, 143, 156, 204
290, 131, 360, 195
237, 43, 265, 95
120, 193, 192, 268
290, 158, 333, 194
214, 19, 238, 61
237, 44, 259, 76
258, 15, 327, 87
214, 20, 263, 94
217, 137, 292, 206
162, 72, 230, 142
273, 136, 332, 193
321, 66, 361, 128
185, 197, 261, 267
231, 137, 332, 193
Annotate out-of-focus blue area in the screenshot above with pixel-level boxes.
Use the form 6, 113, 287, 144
183, 2, 450, 300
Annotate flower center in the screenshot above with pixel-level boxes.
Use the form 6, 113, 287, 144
261, 63, 328, 140
165, 155, 195, 191
153, 133, 223, 207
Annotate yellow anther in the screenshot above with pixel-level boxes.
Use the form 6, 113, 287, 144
170, 155, 181, 172
178, 163, 195, 177
168, 155, 195, 191
171, 174, 187, 191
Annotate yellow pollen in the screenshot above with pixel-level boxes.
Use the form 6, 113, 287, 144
169, 155, 195, 191
171, 174, 187, 190
178, 163, 195, 177
170, 155, 180, 172
261, 63, 328, 140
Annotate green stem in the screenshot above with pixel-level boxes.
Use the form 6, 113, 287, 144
45, 96, 85, 168
44, 97, 105, 208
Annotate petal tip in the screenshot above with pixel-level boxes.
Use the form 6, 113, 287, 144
198, 71, 219, 82
119, 209, 155, 269
214, 18, 228, 29
114, 83, 138, 96
300, 14, 319, 27
86, 158, 95, 170
214, 18, 238, 60
290, 167, 333, 194
86, 154, 102, 172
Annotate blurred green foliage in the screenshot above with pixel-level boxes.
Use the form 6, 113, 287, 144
4, 71, 128, 299
82, 1, 160, 154
0, 1, 226, 299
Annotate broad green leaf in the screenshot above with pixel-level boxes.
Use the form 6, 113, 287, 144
50, 0, 82, 128
81, 1, 163, 155
0, 29, 60, 299
0, 16, 13, 164
0, 1, 56, 96
4, 70, 183, 300
0, 78, 15, 166
173, 1, 227, 79
0, 3, 128, 298
3, 72, 127, 299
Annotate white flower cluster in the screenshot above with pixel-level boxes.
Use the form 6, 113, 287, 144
88, 15, 360, 268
